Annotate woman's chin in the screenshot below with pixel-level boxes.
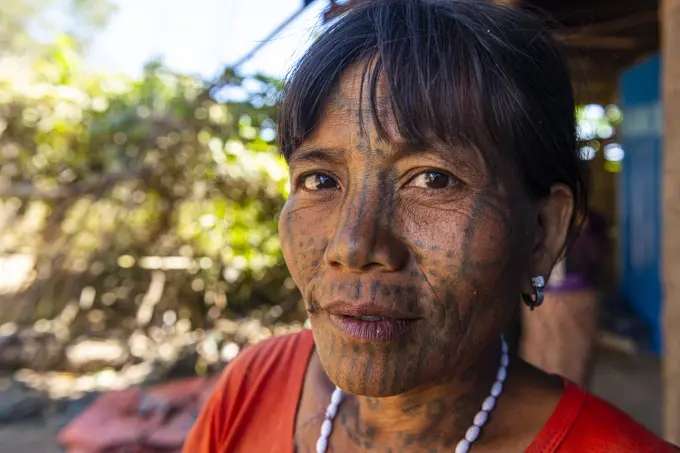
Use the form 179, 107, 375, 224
329, 374, 413, 398
315, 346, 424, 397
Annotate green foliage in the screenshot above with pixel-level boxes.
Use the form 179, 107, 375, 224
0, 38, 301, 338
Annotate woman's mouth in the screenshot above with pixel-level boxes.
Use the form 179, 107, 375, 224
328, 314, 419, 341
351, 315, 386, 321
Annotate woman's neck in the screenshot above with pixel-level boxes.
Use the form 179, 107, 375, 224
334, 341, 503, 450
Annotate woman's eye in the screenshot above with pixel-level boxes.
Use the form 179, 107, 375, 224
301, 173, 339, 191
408, 170, 455, 189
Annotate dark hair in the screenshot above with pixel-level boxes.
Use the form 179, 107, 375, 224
278, 0, 588, 241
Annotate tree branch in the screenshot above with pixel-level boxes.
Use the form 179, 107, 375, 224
0, 171, 146, 200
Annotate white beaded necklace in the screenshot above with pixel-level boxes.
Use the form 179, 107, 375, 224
315, 336, 510, 453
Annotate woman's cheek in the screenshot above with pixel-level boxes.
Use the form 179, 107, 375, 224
279, 198, 336, 286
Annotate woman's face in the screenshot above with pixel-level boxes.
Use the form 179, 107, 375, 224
279, 65, 536, 397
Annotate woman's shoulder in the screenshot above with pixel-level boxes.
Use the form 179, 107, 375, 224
566, 390, 678, 452
182, 329, 315, 453
209, 328, 315, 407
534, 382, 679, 452
224, 328, 315, 380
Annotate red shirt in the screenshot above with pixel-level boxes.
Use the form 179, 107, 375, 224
183, 330, 678, 453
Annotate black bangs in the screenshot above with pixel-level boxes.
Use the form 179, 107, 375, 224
278, 0, 588, 237
278, 0, 503, 158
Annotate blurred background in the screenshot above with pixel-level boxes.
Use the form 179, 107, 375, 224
0, 0, 677, 451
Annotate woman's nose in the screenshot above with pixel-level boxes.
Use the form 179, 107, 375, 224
324, 190, 408, 273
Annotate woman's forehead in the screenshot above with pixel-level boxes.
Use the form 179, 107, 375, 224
292, 60, 493, 178
323, 64, 394, 121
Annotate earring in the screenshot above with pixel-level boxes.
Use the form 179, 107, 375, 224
522, 276, 545, 311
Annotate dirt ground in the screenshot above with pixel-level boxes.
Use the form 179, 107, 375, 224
0, 347, 664, 453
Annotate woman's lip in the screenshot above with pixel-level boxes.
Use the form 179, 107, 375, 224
322, 300, 420, 320
328, 314, 419, 342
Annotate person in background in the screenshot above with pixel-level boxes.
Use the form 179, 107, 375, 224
183, 1, 678, 451
520, 210, 611, 387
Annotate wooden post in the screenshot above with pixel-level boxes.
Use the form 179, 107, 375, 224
662, 0, 680, 443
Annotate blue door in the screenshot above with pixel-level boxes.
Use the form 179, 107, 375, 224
618, 54, 664, 354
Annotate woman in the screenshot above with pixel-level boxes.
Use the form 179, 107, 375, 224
184, 1, 678, 451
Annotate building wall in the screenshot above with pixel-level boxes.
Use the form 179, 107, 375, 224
661, 0, 680, 441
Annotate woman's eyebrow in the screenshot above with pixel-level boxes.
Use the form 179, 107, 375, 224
288, 147, 345, 166
390, 141, 486, 171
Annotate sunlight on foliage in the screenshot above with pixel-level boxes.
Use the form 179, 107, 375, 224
0, 38, 299, 345
576, 104, 624, 172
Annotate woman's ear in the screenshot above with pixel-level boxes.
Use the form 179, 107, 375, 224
526, 184, 574, 287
